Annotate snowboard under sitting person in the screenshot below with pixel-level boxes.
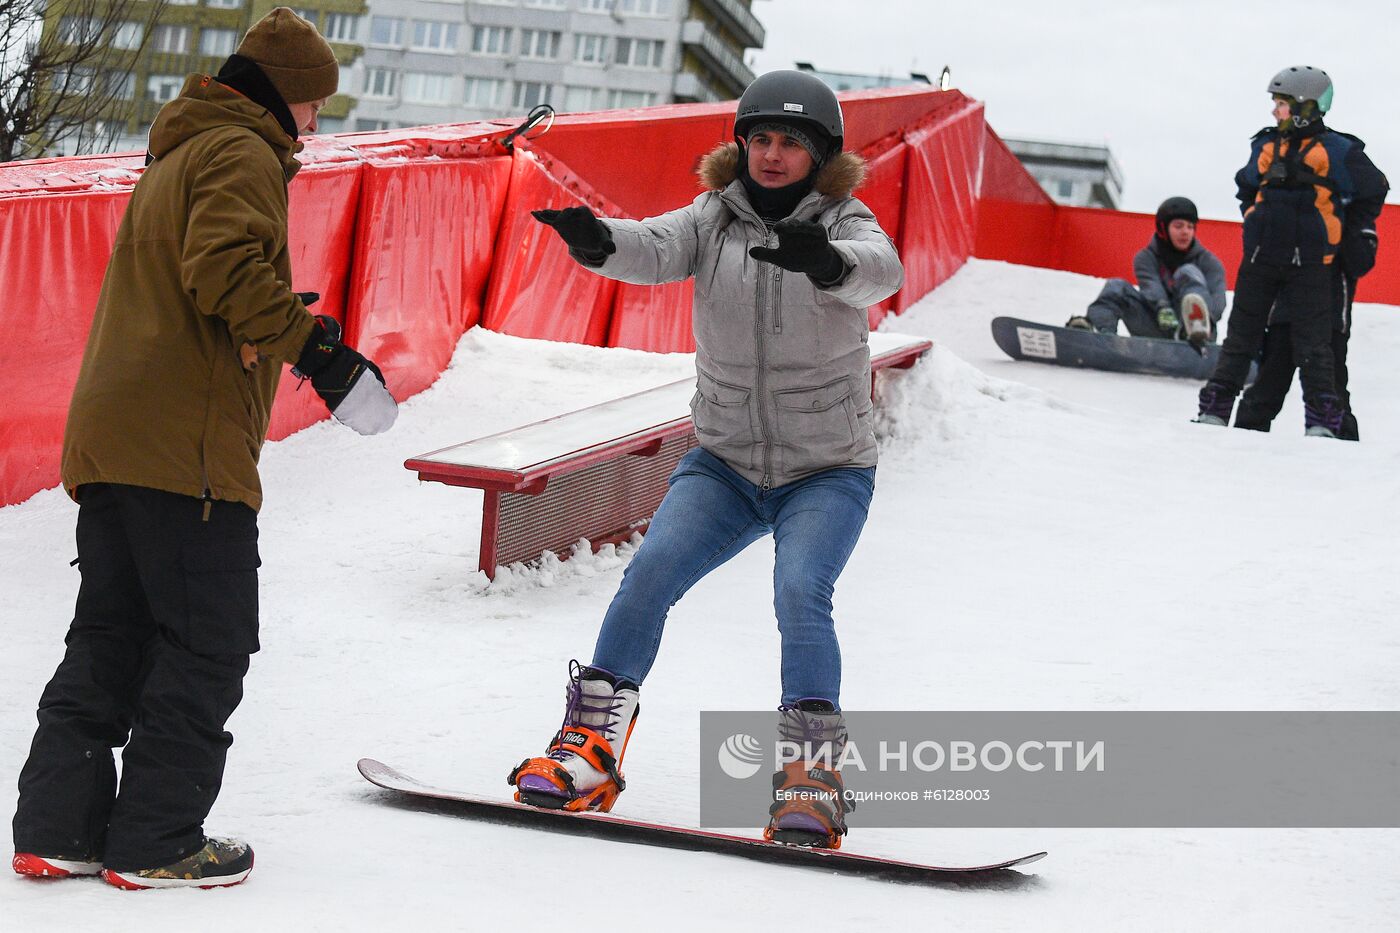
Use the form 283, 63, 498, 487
507, 70, 904, 849
1066, 196, 1226, 347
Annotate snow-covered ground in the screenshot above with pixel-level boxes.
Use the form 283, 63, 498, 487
3, 259, 1397, 930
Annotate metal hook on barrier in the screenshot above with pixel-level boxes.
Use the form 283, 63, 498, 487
499, 104, 556, 152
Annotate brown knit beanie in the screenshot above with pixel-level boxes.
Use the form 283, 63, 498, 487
236, 8, 338, 105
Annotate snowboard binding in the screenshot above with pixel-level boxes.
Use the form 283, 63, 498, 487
508, 725, 629, 813
765, 761, 852, 849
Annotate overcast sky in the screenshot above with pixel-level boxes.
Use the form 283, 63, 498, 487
750, 0, 1398, 218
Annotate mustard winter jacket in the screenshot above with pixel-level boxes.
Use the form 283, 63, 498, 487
62, 75, 316, 512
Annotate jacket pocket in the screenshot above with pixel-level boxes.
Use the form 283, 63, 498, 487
774, 377, 858, 476
181, 530, 261, 656
691, 368, 757, 471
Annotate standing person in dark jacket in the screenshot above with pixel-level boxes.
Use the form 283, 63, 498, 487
1196, 65, 1388, 437
1068, 196, 1226, 346
1235, 166, 1387, 440
12, 9, 396, 891
508, 71, 903, 850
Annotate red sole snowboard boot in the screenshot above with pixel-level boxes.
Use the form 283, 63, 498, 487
13, 853, 103, 878
509, 662, 640, 813
101, 836, 253, 890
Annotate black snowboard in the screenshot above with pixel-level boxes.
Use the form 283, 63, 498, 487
357, 759, 1045, 889
991, 316, 1244, 380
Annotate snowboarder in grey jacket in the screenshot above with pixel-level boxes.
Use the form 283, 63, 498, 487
1070, 196, 1226, 346
511, 70, 903, 850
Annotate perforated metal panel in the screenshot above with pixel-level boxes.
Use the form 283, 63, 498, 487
494, 434, 697, 569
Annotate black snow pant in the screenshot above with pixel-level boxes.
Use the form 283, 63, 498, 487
12, 483, 259, 871
1235, 270, 1358, 439
1207, 260, 1336, 405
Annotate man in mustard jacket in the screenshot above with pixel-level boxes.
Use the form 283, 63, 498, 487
12, 9, 395, 890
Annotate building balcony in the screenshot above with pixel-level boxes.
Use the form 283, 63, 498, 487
694, 0, 765, 49
672, 70, 721, 103
680, 19, 753, 97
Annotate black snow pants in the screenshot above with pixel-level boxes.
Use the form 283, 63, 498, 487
1207, 259, 1336, 405
12, 483, 259, 871
1236, 269, 1358, 439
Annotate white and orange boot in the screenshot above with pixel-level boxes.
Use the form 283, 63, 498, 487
765, 700, 853, 849
509, 662, 640, 813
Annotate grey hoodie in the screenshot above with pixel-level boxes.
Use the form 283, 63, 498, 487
590, 143, 905, 489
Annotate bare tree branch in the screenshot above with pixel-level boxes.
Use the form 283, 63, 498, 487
1, 0, 169, 162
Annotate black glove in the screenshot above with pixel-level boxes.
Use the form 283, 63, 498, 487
531, 206, 616, 265
748, 220, 847, 284
1340, 229, 1378, 279
294, 315, 398, 435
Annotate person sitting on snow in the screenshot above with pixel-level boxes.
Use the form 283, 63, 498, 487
1066, 196, 1226, 347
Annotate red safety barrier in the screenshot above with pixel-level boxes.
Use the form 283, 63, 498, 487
608, 280, 696, 353
0, 188, 131, 505
480, 149, 621, 346
897, 99, 986, 312
345, 153, 513, 401
267, 159, 366, 441
976, 198, 1400, 304
857, 136, 909, 329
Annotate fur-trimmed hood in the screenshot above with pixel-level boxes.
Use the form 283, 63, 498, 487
697, 142, 867, 199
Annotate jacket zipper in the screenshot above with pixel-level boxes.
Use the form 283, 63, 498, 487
772, 268, 784, 334
756, 223, 775, 490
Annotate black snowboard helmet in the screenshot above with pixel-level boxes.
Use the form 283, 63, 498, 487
1155, 196, 1198, 240
734, 70, 844, 163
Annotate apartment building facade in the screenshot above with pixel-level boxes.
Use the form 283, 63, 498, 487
340, 0, 765, 133
39, 0, 365, 156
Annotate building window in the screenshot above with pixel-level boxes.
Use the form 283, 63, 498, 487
104, 71, 136, 100
463, 76, 505, 108
580, 0, 612, 10
563, 85, 603, 111
292, 8, 319, 26
1057, 179, 1073, 198
324, 13, 358, 42
369, 16, 405, 47
146, 74, 184, 103
411, 20, 459, 53
523, 0, 566, 7
402, 71, 455, 105
470, 25, 512, 56
199, 28, 238, 57
354, 118, 391, 131
512, 81, 549, 110
205, 0, 242, 8
165, 0, 198, 5
615, 37, 663, 68
574, 34, 607, 64
607, 89, 655, 108
111, 22, 144, 50
59, 17, 99, 45
617, 0, 673, 14
519, 29, 560, 60
151, 25, 191, 55
363, 68, 399, 99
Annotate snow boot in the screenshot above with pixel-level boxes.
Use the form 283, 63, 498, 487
1064, 315, 1094, 332
509, 661, 640, 813
1195, 380, 1235, 426
1304, 393, 1345, 438
1180, 293, 1212, 347
101, 836, 253, 890
765, 700, 853, 850
12, 852, 102, 879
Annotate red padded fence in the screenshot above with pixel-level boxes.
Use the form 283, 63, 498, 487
479, 149, 621, 346
0, 188, 132, 505
897, 98, 986, 312
347, 154, 512, 400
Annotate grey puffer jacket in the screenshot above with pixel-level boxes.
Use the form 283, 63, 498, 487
591, 143, 905, 489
